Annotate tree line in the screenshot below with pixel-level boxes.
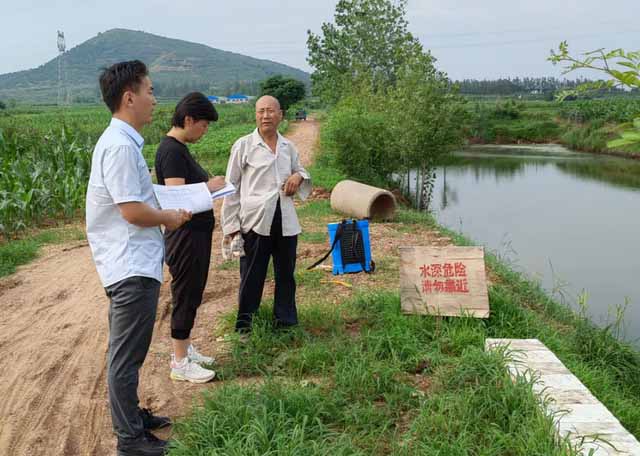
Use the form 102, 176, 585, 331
456, 77, 587, 96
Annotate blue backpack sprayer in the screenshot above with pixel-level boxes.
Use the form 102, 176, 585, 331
307, 219, 374, 274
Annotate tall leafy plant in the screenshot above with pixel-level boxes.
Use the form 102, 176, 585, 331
550, 42, 640, 148
388, 54, 466, 209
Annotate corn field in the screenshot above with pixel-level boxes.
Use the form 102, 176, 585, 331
0, 103, 256, 237
0, 126, 92, 236
559, 98, 640, 124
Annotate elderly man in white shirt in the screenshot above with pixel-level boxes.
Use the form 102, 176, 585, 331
222, 95, 311, 332
86, 60, 190, 456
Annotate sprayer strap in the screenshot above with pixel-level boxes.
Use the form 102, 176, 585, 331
306, 220, 346, 270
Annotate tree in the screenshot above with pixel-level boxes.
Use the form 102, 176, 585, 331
306, 0, 423, 104
259, 75, 306, 112
0, 100, 6, 110
388, 54, 466, 209
308, 0, 465, 210
549, 42, 640, 148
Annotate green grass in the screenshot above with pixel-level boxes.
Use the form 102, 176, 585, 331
217, 259, 239, 271
299, 231, 327, 244
393, 208, 435, 226
170, 292, 577, 455
467, 100, 561, 144
307, 145, 348, 191
296, 199, 334, 219
295, 268, 325, 289
167, 199, 595, 455
436, 224, 640, 438
559, 120, 639, 156
0, 225, 85, 278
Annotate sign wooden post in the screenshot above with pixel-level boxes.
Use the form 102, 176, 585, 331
399, 246, 490, 318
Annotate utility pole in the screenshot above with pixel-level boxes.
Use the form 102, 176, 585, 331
57, 30, 67, 106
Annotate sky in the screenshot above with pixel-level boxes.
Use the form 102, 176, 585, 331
1, 0, 638, 81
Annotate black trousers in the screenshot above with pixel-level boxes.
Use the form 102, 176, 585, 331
237, 203, 298, 331
105, 276, 160, 440
165, 225, 213, 340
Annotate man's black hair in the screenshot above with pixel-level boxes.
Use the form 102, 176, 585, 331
99, 60, 149, 114
172, 92, 219, 128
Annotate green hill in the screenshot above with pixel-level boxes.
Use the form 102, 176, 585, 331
0, 28, 309, 104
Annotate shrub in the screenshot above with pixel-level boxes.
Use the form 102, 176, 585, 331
321, 105, 398, 186
493, 99, 524, 119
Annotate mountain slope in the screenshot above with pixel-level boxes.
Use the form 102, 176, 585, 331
0, 29, 309, 103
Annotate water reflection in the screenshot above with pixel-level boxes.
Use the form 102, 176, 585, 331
439, 145, 640, 203
421, 145, 640, 345
556, 160, 640, 191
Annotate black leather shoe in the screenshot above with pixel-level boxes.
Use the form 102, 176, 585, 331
139, 408, 172, 430
117, 431, 168, 456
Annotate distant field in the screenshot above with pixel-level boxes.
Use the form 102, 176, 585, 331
465, 97, 640, 155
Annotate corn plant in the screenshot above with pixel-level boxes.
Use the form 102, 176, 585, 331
0, 126, 91, 237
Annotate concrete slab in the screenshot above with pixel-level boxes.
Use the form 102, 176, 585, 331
485, 338, 640, 455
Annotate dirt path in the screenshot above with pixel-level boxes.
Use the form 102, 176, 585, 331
285, 117, 320, 168
0, 119, 320, 456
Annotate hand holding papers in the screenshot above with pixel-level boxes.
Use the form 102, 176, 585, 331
153, 182, 237, 215
153, 182, 212, 214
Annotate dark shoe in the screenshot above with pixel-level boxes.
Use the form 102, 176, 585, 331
139, 407, 172, 430
117, 431, 168, 456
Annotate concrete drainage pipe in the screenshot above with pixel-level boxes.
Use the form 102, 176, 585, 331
330, 180, 397, 220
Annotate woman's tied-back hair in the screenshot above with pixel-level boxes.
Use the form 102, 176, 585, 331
172, 92, 219, 128
99, 60, 149, 114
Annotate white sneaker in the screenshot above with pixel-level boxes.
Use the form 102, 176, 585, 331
188, 344, 215, 365
170, 356, 215, 383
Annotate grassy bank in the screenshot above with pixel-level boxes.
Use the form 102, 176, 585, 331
467, 98, 640, 157
167, 189, 640, 454
441, 225, 640, 439
468, 99, 561, 144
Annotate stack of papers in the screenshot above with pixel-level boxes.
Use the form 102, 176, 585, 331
211, 182, 236, 200
153, 182, 237, 215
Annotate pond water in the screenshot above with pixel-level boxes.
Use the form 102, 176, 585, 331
418, 144, 640, 345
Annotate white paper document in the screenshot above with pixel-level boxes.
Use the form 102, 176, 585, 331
211, 182, 236, 201
153, 182, 213, 214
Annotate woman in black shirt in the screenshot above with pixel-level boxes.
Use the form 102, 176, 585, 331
155, 92, 224, 383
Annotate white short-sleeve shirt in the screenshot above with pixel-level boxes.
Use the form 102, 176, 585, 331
85, 118, 164, 288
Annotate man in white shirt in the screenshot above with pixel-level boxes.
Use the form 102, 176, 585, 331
86, 60, 191, 456
222, 95, 311, 332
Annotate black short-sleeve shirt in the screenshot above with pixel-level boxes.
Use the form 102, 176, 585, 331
155, 136, 214, 232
